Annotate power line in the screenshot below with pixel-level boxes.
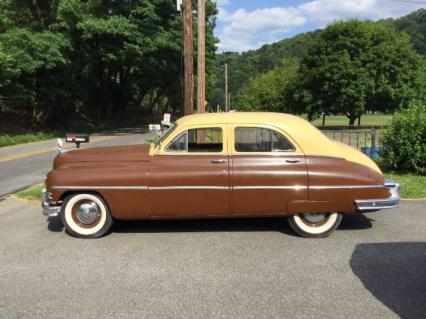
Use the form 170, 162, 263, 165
385, 0, 426, 4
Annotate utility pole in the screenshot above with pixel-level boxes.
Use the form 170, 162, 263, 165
224, 63, 228, 112
183, 0, 194, 115
197, 0, 206, 112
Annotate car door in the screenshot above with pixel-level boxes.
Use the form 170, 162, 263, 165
230, 125, 308, 215
148, 125, 230, 217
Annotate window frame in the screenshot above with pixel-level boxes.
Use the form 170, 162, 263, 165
231, 124, 301, 155
162, 124, 227, 155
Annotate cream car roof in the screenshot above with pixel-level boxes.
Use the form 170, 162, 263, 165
175, 112, 382, 174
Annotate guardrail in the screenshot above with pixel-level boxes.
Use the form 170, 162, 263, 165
319, 127, 383, 159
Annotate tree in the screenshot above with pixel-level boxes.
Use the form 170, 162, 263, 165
235, 59, 299, 112
292, 20, 423, 125
0, 0, 219, 129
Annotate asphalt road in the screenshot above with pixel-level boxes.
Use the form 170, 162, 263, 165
0, 129, 152, 197
0, 199, 424, 319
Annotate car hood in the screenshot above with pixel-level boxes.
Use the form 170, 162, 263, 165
53, 144, 151, 169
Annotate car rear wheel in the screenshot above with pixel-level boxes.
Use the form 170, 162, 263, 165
288, 212, 342, 238
60, 193, 113, 238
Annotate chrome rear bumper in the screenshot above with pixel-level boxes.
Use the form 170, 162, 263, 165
41, 189, 61, 217
355, 180, 400, 211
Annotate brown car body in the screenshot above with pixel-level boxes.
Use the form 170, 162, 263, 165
43, 113, 399, 223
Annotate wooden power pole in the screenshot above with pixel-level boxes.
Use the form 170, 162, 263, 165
183, 0, 194, 115
224, 63, 228, 112
197, 0, 206, 113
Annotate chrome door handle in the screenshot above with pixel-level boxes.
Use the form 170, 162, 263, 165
285, 159, 300, 164
211, 159, 227, 164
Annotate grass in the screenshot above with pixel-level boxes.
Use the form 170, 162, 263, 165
16, 171, 425, 201
384, 172, 426, 199
312, 114, 393, 126
16, 183, 44, 201
0, 132, 57, 148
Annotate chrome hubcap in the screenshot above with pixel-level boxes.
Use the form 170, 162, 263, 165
76, 202, 100, 224
302, 213, 326, 223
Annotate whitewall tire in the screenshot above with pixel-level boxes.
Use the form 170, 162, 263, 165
60, 193, 113, 238
288, 212, 342, 238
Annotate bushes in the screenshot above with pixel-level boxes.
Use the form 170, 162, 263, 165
381, 101, 426, 175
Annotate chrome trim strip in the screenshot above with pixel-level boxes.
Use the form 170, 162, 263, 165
53, 184, 385, 191
150, 186, 229, 190
233, 186, 307, 190
52, 186, 148, 190
310, 185, 384, 190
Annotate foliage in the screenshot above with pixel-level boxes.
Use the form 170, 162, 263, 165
384, 171, 426, 199
0, 132, 57, 147
212, 9, 426, 116
210, 32, 315, 110
380, 101, 426, 175
235, 59, 299, 112
390, 9, 426, 56
0, 0, 218, 129
292, 20, 423, 124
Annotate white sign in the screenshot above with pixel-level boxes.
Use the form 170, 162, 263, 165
177, 0, 182, 11
163, 113, 171, 125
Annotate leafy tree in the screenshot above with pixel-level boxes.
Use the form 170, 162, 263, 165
0, 0, 219, 129
236, 59, 299, 112
292, 20, 423, 125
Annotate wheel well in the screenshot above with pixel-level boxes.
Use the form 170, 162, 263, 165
59, 191, 112, 216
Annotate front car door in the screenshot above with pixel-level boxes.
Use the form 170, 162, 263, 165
148, 124, 230, 217
230, 125, 308, 215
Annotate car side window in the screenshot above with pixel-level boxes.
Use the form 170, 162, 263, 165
235, 127, 295, 152
166, 127, 223, 153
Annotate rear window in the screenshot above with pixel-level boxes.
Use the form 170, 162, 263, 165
235, 127, 294, 152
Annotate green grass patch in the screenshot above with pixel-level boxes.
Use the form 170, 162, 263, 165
384, 172, 426, 199
16, 183, 44, 201
0, 132, 57, 148
312, 114, 393, 126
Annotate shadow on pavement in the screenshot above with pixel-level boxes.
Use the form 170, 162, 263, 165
339, 213, 373, 230
350, 242, 426, 319
114, 217, 297, 236
47, 216, 64, 232
113, 213, 373, 236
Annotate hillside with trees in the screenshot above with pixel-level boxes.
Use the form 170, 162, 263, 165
0, 0, 218, 131
212, 9, 426, 119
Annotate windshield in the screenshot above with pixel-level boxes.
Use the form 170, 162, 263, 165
154, 123, 177, 147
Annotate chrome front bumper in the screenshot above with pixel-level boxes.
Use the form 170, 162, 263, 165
41, 189, 61, 217
355, 180, 400, 211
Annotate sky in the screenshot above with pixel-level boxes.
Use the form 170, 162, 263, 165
215, 0, 426, 52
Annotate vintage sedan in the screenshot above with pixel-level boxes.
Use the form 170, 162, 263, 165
42, 112, 400, 238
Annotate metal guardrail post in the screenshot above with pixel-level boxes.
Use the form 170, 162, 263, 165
370, 128, 376, 158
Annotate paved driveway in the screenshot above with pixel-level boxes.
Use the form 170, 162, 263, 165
0, 199, 425, 319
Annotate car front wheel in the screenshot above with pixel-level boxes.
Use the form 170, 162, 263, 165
288, 212, 342, 238
60, 193, 113, 238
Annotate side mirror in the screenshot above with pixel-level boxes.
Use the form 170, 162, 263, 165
65, 133, 89, 148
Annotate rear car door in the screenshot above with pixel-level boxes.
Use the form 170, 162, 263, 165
230, 125, 308, 215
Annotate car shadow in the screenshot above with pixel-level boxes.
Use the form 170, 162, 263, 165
339, 213, 373, 230
113, 217, 297, 236
47, 216, 64, 232
350, 242, 426, 319
113, 213, 373, 235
